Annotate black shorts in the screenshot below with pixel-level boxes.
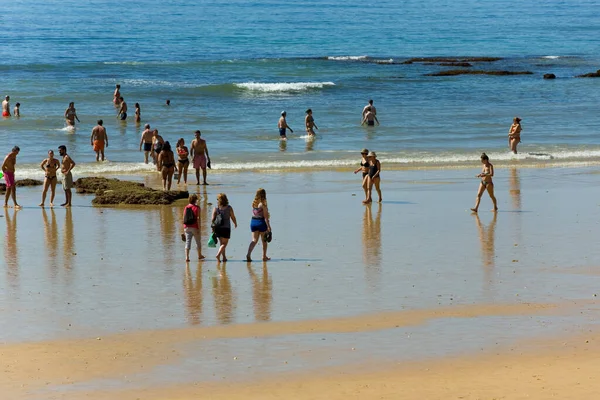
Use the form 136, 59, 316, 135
143, 143, 152, 152
120, 112, 127, 120
214, 227, 231, 239
279, 128, 286, 136
367, 120, 375, 126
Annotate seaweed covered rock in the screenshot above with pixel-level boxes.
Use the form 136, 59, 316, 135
439, 62, 473, 67
402, 57, 502, 64
75, 177, 188, 205
425, 70, 533, 77
0, 179, 43, 193
576, 69, 600, 78
543, 73, 557, 79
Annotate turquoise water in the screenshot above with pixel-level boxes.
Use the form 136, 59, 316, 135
2, 0, 600, 177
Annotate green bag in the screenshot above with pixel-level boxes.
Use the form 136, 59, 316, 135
207, 232, 217, 248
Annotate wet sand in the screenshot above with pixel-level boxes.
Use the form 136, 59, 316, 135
2, 166, 600, 398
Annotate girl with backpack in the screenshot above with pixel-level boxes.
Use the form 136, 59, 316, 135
211, 193, 237, 262
182, 194, 204, 262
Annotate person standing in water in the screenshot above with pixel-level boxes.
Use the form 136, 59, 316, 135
362, 99, 376, 120
58, 145, 76, 207
90, 120, 109, 161
361, 106, 380, 126
13, 103, 20, 117
158, 141, 177, 191
64, 102, 80, 127
2, 146, 21, 208
139, 124, 153, 163
151, 129, 165, 169
212, 193, 238, 263
246, 188, 272, 262
305, 109, 318, 136
471, 153, 498, 213
117, 97, 127, 120
176, 138, 190, 184
190, 130, 211, 185
278, 111, 293, 139
39, 150, 60, 207
134, 103, 141, 123
508, 117, 522, 154
2, 96, 11, 117
113, 84, 121, 106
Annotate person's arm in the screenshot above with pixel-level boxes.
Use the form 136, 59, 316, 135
157, 153, 163, 169
40, 159, 46, 172
489, 165, 494, 177
1, 156, 8, 173
90, 130, 94, 146
229, 206, 238, 228
66, 157, 76, 173
313, 121, 318, 130
139, 134, 144, 151
105, 130, 108, 147
375, 115, 380, 126
189, 140, 195, 158
204, 144, 210, 161
305, 116, 310, 130
211, 207, 217, 225
263, 205, 271, 231
285, 121, 293, 133
373, 160, 381, 179
64, 108, 69, 118
360, 115, 367, 126
75, 112, 80, 123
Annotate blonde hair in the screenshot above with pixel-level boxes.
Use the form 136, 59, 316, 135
188, 194, 198, 204
217, 193, 229, 207
252, 188, 267, 208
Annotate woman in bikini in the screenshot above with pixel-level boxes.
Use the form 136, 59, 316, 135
158, 141, 177, 191
176, 138, 190, 185
471, 153, 498, 213
246, 188, 272, 262
134, 103, 141, 123
64, 102, 80, 127
151, 129, 164, 170
364, 151, 382, 204
305, 109, 318, 136
354, 148, 370, 202
508, 117, 522, 154
39, 150, 61, 207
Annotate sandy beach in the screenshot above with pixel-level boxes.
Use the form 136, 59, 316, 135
2, 165, 600, 399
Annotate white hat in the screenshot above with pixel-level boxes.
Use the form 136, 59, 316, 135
281, 111, 286, 115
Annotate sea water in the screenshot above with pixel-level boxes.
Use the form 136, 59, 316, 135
2, 0, 600, 178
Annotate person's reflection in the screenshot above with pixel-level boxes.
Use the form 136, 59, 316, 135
159, 206, 178, 262
199, 186, 209, 245
509, 167, 521, 210
183, 264, 203, 325
118, 119, 127, 135
42, 207, 59, 278
474, 213, 497, 288
63, 207, 75, 274
211, 264, 235, 324
247, 263, 272, 322
279, 139, 287, 152
305, 137, 315, 152
4, 209, 19, 287
362, 203, 382, 290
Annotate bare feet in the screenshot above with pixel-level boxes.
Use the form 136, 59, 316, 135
185, 258, 190, 262
216, 257, 221, 262
3, 204, 8, 208
60, 203, 67, 207
39, 203, 44, 207
378, 198, 382, 203
199, 255, 206, 260
50, 203, 54, 207
362, 199, 372, 204
246, 255, 252, 262
14, 204, 22, 209
262, 256, 271, 261
470, 208, 478, 213
493, 208, 498, 212
202, 182, 209, 185
222, 257, 228, 262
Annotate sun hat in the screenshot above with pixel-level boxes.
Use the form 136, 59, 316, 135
281, 111, 286, 115
360, 148, 369, 154
368, 151, 377, 157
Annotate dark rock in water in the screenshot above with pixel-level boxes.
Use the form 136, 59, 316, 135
543, 73, 556, 79
425, 70, 534, 77
0, 179, 43, 192
576, 69, 600, 78
74, 177, 188, 205
405, 57, 502, 63
439, 62, 473, 67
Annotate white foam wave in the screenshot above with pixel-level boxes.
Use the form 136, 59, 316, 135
234, 82, 335, 93
373, 59, 395, 64
14, 162, 157, 180
542, 56, 561, 59
327, 55, 368, 61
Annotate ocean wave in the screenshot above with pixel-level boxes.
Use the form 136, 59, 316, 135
233, 82, 336, 93
541, 56, 561, 59
326, 55, 368, 61
14, 162, 156, 181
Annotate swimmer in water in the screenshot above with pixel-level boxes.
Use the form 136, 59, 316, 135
278, 111, 293, 139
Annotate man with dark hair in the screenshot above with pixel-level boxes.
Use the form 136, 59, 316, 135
362, 99, 376, 120
190, 130, 210, 185
91, 119, 109, 161
58, 145, 76, 207
2, 146, 21, 208
139, 123, 153, 163
117, 97, 127, 120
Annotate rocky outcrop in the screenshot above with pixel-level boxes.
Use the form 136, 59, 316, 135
576, 70, 600, 78
543, 73, 556, 79
402, 57, 502, 64
0, 179, 43, 193
425, 70, 534, 77
74, 177, 188, 205
439, 62, 473, 67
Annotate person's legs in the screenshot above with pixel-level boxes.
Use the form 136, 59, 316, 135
144, 151, 149, 164
183, 164, 188, 184
161, 168, 168, 190
195, 168, 200, 185
4, 187, 11, 207
246, 231, 261, 261
167, 167, 174, 190
49, 179, 57, 206
261, 233, 270, 261
487, 184, 498, 211
10, 186, 19, 208
216, 237, 229, 261
202, 167, 208, 185
184, 227, 192, 261
101, 149, 105, 161
66, 189, 72, 207
363, 177, 373, 204
177, 162, 183, 184
40, 178, 50, 206
471, 183, 486, 212
193, 229, 204, 260
374, 177, 382, 202
361, 175, 369, 201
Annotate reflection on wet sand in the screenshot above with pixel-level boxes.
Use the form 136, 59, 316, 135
279, 139, 287, 152
362, 203, 382, 290
211, 265, 236, 324
474, 213, 497, 290
63, 207, 75, 273
183, 264, 203, 325
3, 210, 19, 287
509, 167, 521, 210
42, 208, 59, 278
159, 206, 178, 263
247, 263, 273, 322
305, 137, 315, 152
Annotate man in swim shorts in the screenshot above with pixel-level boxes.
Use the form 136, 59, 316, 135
91, 119, 109, 161
139, 124, 154, 163
2, 96, 10, 118
117, 97, 127, 120
362, 99, 377, 120
2, 146, 21, 208
278, 111, 293, 139
190, 130, 211, 185
58, 145, 76, 207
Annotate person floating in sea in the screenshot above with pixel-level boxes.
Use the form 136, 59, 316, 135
152, 129, 165, 170
58, 145, 76, 207
362, 99, 376, 121
182, 194, 204, 262
139, 124, 153, 163
117, 97, 127, 120
13, 103, 20, 118
471, 153, 498, 213
212, 193, 238, 263
158, 141, 177, 191
190, 130, 211, 185
2, 96, 11, 118
166, 99, 171, 106
39, 150, 60, 207
246, 188, 271, 262
354, 148, 371, 202
134, 102, 141, 123
113, 84, 121, 106
508, 117, 522, 154
2, 146, 22, 209
278, 111, 293, 140
64, 102, 80, 127
91, 119, 109, 161
364, 151, 382, 204
361, 106, 379, 126
305, 109, 318, 137
176, 138, 190, 185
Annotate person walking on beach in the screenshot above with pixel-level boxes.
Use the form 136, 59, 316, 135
364, 151, 382, 204
152, 129, 165, 169
508, 117, 522, 154
182, 194, 205, 262
13, 103, 20, 117
190, 130, 211, 185
113, 84, 121, 106
176, 138, 190, 184
212, 193, 238, 262
354, 148, 371, 202
134, 103, 141, 123
2, 96, 11, 117
305, 109, 318, 136
58, 145, 76, 207
362, 99, 376, 120
139, 124, 153, 163
471, 153, 498, 213
361, 107, 379, 126
39, 150, 60, 207
117, 97, 127, 120
158, 141, 177, 191
278, 111, 293, 139
91, 120, 108, 161
64, 102, 80, 127
246, 188, 272, 262
2, 146, 21, 209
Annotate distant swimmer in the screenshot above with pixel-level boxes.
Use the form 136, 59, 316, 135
117, 97, 127, 120
364, 151, 382, 204
2, 96, 11, 117
176, 138, 190, 184
64, 102, 80, 127
134, 102, 141, 123
278, 111, 293, 139
471, 153, 498, 213
2, 146, 21, 208
13, 103, 20, 118
305, 109, 318, 136
361, 106, 379, 126
508, 117, 522, 154
39, 150, 60, 207
139, 124, 153, 163
58, 145, 76, 207
166, 99, 171, 106
362, 99, 376, 120
190, 130, 211, 185
91, 119, 109, 161
152, 129, 165, 170
113, 84, 121, 106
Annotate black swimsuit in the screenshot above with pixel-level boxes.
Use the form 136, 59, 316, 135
368, 161, 380, 179
360, 161, 370, 178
